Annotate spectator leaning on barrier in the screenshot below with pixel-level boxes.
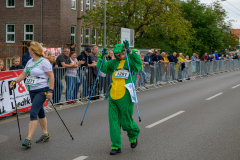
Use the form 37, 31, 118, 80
77, 47, 96, 97
7, 56, 24, 71
65, 51, 84, 104
162, 52, 169, 81
213, 50, 219, 60
53, 47, 78, 104
191, 53, 199, 76
45, 50, 52, 57
89, 46, 100, 100
176, 53, 185, 82
22, 41, 32, 67
168, 52, 180, 81
184, 56, 192, 78
200, 52, 209, 75
144, 50, 154, 84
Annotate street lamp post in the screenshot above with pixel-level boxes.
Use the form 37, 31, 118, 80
104, 0, 106, 48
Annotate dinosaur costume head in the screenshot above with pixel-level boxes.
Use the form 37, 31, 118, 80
113, 43, 125, 56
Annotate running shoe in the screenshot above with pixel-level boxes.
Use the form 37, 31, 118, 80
36, 134, 50, 143
22, 137, 31, 148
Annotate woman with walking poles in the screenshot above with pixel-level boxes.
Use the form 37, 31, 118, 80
10, 41, 54, 148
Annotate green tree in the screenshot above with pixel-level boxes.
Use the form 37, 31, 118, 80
180, 0, 238, 55
82, 0, 192, 52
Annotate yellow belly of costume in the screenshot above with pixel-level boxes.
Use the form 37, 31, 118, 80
110, 60, 126, 100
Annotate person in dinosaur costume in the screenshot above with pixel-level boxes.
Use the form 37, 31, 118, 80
97, 40, 142, 155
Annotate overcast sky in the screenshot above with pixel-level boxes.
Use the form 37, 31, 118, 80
199, 0, 240, 29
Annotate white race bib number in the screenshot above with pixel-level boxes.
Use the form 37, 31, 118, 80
115, 69, 129, 79
25, 76, 38, 86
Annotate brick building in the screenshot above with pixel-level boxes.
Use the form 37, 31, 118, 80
0, 0, 100, 50
231, 29, 240, 49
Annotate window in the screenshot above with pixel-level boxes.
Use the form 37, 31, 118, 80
81, 28, 83, 44
6, 24, 15, 43
86, 0, 90, 10
86, 29, 90, 44
93, 0, 96, 11
71, 0, 76, 10
6, 0, 15, 8
24, 24, 34, 40
92, 29, 96, 44
71, 26, 76, 43
81, 0, 83, 11
25, 0, 34, 7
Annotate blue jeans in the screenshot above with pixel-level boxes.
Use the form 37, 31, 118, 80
53, 78, 64, 103
74, 70, 87, 99
65, 76, 76, 101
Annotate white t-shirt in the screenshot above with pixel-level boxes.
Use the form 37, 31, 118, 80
24, 58, 52, 91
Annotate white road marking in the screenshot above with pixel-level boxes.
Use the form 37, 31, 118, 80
145, 111, 185, 128
205, 93, 223, 101
73, 156, 89, 160
232, 84, 240, 89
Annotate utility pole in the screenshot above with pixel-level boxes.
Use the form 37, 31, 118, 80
104, 0, 106, 48
76, 0, 82, 55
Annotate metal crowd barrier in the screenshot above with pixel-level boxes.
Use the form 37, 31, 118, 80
51, 59, 240, 105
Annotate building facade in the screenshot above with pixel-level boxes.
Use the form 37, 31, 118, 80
0, 0, 100, 50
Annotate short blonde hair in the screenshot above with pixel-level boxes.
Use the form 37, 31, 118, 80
92, 46, 98, 50
140, 53, 144, 57
0, 60, 3, 64
13, 55, 20, 61
30, 41, 43, 57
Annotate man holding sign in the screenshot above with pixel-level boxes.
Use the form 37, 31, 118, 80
97, 40, 142, 155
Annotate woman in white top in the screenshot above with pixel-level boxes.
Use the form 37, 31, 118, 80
65, 51, 84, 104
10, 41, 54, 148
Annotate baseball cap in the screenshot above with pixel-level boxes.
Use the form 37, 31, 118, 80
148, 50, 153, 53
85, 48, 91, 52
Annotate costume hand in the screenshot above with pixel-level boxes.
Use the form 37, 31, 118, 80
123, 40, 129, 49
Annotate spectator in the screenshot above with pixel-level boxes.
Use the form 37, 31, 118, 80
89, 46, 100, 100
144, 50, 154, 84
69, 43, 75, 52
137, 53, 147, 88
99, 49, 113, 95
45, 50, 52, 57
195, 52, 200, 74
213, 50, 219, 60
168, 52, 180, 81
223, 54, 228, 61
53, 47, 78, 104
108, 49, 115, 59
0, 60, 4, 73
152, 50, 164, 82
191, 53, 199, 76
200, 52, 208, 74
162, 52, 169, 81
184, 56, 192, 78
7, 56, 24, 71
22, 41, 32, 67
176, 53, 185, 82
65, 51, 84, 104
77, 48, 96, 98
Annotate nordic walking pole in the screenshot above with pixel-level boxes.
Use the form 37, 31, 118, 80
44, 93, 74, 140
80, 56, 105, 126
123, 41, 141, 122
12, 82, 22, 140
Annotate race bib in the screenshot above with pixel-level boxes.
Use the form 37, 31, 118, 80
25, 76, 38, 86
115, 69, 129, 79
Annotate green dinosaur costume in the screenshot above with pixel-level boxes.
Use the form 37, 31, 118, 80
97, 44, 142, 150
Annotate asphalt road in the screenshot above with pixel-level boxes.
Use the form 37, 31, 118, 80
1, 71, 240, 160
